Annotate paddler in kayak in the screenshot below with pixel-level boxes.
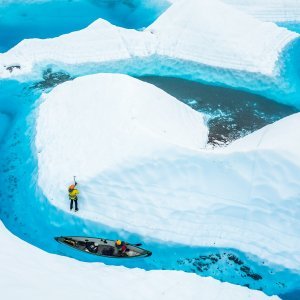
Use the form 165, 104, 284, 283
115, 239, 128, 256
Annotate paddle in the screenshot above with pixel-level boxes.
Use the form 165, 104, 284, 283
129, 243, 142, 247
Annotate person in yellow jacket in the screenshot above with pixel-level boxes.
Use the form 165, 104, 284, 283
68, 181, 79, 212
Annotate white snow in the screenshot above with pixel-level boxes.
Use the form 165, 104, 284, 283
149, 0, 298, 75
36, 73, 300, 271
0, 222, 278, 300
36, 73, 208, 188
0, 0, 298, 92
0, 19, 154, 76
220, 0, 300, 22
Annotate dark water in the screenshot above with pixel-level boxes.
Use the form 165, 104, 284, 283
139, 76, 299, 146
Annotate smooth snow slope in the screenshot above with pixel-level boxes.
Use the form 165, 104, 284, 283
0, 222, 278, 300
36, 73, 208, 192
1, 0, 299, 106
221, 0, 300, 22
36, 73, 300, 271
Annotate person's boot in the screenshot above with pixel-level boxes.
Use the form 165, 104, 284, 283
75, 208, 79, 212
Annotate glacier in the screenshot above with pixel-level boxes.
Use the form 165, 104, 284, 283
1, 74, 299, 297
36, 73, 300, 271
1, 0, 300, 299
1, 0, 300, 107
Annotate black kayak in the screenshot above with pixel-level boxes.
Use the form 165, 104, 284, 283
55, 236, 152, 258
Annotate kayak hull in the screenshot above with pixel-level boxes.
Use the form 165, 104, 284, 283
55, 236, 152, 258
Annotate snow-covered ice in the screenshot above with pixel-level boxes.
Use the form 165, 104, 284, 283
1, 0, 299, 106
36, 73, 300, 272
1, 221, 279, 300
36, 73, 208, 183
2, 1, 300, 299
220, 0, 300, 22
149, 0, 298, 75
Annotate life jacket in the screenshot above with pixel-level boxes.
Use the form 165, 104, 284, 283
116, 241, 127, 253
68, 188, 79, 200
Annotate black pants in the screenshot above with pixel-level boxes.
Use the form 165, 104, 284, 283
70, 197, 78, 211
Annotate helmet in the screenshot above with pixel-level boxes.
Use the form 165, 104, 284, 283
116, 240, 122, 246
69, 184, 75, 190
94, 243, 99, 246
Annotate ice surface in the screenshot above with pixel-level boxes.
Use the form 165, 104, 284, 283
149, 0, 297, 75
0, 0, 299, 106
0, 221, 278, 300
221, 0, 300, 22
36, 73, 300, 272
36, 73, 208, 185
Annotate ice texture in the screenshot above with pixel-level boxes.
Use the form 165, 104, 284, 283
221, 0, 300, 22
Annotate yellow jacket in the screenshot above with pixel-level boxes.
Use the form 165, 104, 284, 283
69, 189, 79, 200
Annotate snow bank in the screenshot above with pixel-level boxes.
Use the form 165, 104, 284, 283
36, 73, 300, 271
149, 0, 298, 75
36, 73, 208, 202
0, 222, 278, 300
0, 0, 299, 106
0, 19, 154, 76
221, 0, 300, 22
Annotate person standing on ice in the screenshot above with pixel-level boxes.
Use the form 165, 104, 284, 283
68, 177, 79, 212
